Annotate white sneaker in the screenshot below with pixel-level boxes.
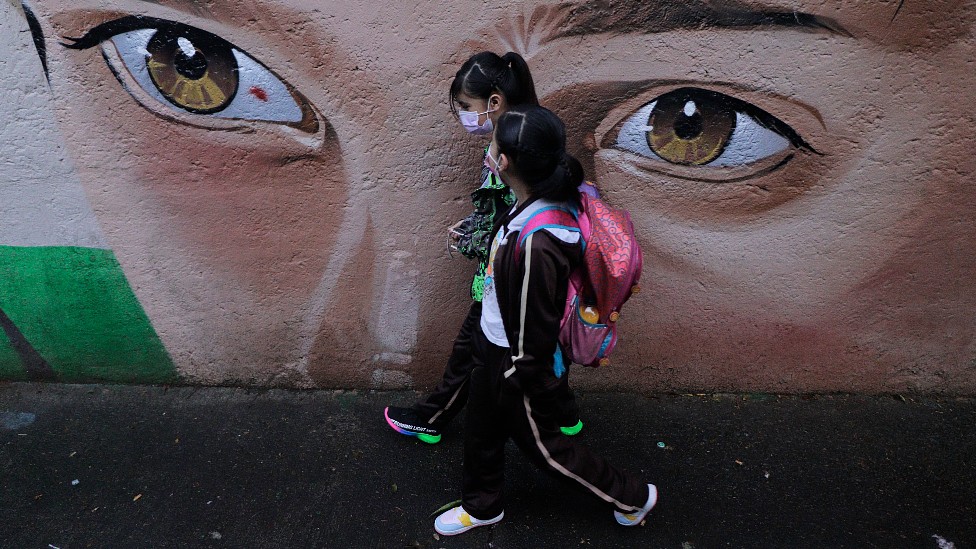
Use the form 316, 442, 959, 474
433, 505, 504, 536
614, 484, 657, 526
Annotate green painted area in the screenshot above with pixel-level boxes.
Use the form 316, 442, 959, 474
0, 327, 27, 381
0, 246, 176, 383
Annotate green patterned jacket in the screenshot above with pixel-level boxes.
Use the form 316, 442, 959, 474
456, 156, 516, 302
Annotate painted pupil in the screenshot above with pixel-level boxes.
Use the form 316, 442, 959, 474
673, 103, 703, 140
145, 31, 239, 114
647, 90, 736, 166
174, 40, 208, 80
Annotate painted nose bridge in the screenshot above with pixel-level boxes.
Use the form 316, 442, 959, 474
294, 87, 450, 381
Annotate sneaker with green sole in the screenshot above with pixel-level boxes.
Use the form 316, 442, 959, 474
560, 420, 584, 436
384, 406, 442, 444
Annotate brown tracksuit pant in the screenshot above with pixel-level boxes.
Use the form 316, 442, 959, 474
460, 328, 649, 519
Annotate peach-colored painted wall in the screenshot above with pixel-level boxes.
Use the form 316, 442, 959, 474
2, 0, 974, 393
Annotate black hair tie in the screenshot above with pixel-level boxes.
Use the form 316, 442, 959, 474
492, 60, 516, 88
559, 154, 570, 174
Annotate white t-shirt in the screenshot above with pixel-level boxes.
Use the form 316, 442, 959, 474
480, 199, 581, 348
480, 220, 510, 347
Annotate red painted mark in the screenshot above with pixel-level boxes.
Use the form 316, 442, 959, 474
249, 86, 269, 102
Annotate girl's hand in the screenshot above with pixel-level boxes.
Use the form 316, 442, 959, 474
448, 219, 466, 243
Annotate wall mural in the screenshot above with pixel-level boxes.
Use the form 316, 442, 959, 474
2, 0, 974, 392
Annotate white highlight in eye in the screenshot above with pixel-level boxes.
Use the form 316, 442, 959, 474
107, 29, 303, 124
176, 36, 196, 57
614, 98, 790, 167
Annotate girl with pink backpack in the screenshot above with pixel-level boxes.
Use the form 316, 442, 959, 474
433, 105, 657, 536
384, 52, 581, 444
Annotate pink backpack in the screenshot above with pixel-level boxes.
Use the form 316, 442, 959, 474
516, 182, 643, 368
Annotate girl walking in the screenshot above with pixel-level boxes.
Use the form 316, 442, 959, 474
384, 52, 580, 443
434, 105, 657, 535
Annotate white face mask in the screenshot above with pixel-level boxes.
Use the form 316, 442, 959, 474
484, 143, 502, 176
459, 104, 496, 135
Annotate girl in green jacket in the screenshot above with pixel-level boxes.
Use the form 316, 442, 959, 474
384, 51, 582, 444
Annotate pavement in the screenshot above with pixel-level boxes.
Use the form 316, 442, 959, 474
0, 382, 973, 549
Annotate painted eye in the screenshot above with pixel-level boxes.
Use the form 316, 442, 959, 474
615, 88, 795, 167
141, 29, 238, 114
64, 16, 317, 132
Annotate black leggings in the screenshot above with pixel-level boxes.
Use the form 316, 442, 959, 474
415, 301, 579, 429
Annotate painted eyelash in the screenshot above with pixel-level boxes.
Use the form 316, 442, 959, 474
674, 88, 821, 155
61, 15, 225, 51
725, 97, 819, 155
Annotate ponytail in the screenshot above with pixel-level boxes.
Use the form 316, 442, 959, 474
449, 51, 539, 114
499, 52, 539, 106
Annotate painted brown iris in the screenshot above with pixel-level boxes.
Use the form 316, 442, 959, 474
647, 89, 736, 165
146, 30, 239, 114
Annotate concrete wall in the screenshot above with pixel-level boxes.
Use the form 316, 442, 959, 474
2, 0, 974, 393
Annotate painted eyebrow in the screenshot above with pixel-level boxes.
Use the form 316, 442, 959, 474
545, 0, 853, 42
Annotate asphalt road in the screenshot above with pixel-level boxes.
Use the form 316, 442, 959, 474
1, 383, 973, 548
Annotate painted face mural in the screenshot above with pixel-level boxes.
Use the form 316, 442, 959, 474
2, 0, 974, 392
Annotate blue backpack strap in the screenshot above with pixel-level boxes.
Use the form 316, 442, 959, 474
516, 207, 580, 256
